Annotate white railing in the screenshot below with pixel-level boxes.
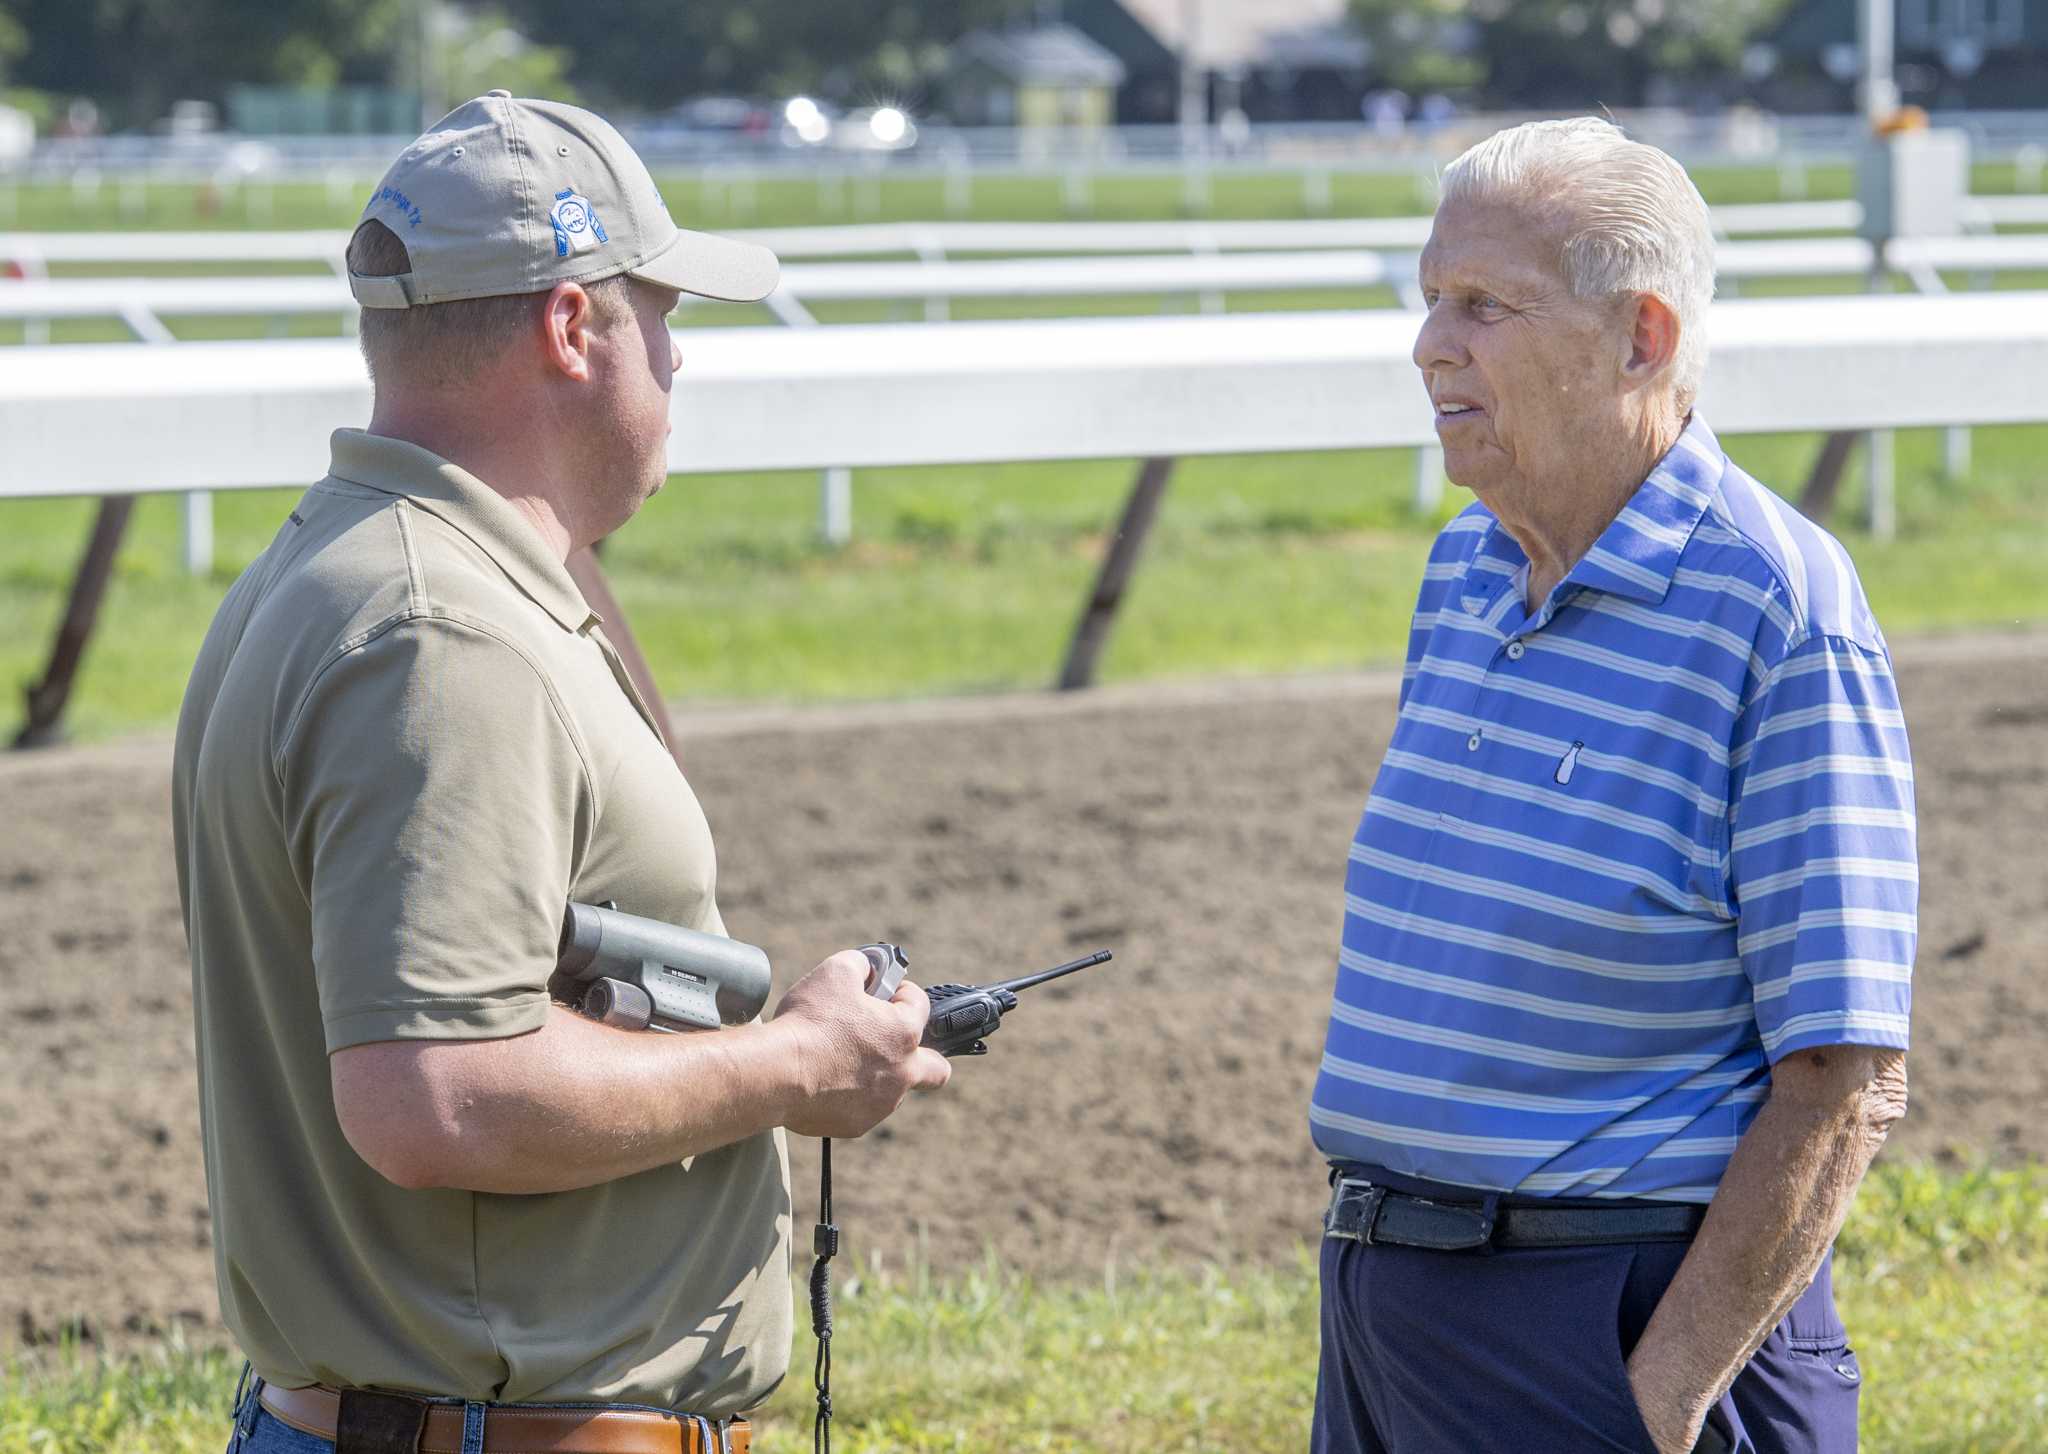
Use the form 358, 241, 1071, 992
13, 235, 2048, 329
8, 291, 2045, 737
6, 292, 2046, 495
7, 194, 2043, 278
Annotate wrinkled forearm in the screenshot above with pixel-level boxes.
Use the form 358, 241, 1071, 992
1625, 1046, 1907, 1452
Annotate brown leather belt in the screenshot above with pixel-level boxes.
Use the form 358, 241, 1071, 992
258, 1382, 750, 1454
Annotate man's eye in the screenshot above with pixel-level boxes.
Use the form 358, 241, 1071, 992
1422, 290, 1440, 308
1475, 295, 1504, 313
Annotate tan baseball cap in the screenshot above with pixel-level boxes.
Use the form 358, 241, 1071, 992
348, 90, 778, 309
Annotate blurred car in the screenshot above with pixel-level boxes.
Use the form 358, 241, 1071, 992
657, 95, 774, 137
832, 106, 917, 153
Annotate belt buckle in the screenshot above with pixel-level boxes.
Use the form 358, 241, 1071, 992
1324, 1177, 1387, 1245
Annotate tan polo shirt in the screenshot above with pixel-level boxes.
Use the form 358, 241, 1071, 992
170, 430, 791, 1413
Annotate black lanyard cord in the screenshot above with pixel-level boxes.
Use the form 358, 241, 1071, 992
810, 1136, 837, 1454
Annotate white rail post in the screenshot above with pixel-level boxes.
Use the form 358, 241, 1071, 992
913, 231, 949, 323
120, 301, 216, 576
761, 287, 855, 546
2014, 144, 2044, 193
1866, 261, 1897, 541
819, 467, 853, 546
1061, 166, 1090, 215
1391, 261, 1442, 515
943, 145, 971, 216
1303, 167, 1332, 213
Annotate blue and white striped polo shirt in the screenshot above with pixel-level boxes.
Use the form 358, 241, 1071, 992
1309, 414, 1916, 1202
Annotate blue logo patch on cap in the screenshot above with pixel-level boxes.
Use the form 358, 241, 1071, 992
549, 187, 608, 258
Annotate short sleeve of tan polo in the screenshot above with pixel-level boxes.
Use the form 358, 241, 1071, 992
278, 613, 592, 1053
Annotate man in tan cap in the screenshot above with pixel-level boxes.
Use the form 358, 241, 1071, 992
172, 92, 951, 1454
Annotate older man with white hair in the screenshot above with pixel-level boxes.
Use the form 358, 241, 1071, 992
1307, 119, 1914, 1453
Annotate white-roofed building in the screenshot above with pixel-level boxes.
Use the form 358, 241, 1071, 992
1058, 0, 1373, 121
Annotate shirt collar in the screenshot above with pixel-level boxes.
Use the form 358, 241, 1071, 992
1459, 412, 1725, 617
325, 429, 598, 634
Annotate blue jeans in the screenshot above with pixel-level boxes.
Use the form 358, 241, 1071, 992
225, 1366, 489, 1454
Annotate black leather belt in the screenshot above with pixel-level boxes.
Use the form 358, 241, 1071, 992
1323, 1174, 1706, 1252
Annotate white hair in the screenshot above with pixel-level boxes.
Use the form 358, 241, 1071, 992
1439, 117, 1716, 412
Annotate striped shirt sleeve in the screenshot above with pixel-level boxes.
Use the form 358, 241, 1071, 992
1728, 633, 1916, 1062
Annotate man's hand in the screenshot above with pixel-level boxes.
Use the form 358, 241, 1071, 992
1625, 1361, 1711, 1454
773, 950, 953, 1138
1621, 1045, 1906, 1454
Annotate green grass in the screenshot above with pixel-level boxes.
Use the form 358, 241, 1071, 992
3, 1162, 2042, 1452
5, 421, 2047, 742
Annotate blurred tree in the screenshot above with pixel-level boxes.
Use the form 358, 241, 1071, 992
8, 0, 415, 127
1349, 0, 1798, 106
497, 0, 1016, 112
0, 2, 26, 81
427, 4, 576, 113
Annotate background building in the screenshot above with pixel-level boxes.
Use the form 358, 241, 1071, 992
947, 22, 1128, 132
1060, 0, 1373, 123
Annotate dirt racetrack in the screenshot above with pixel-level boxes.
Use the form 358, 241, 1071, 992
3, 632, 2044, 1352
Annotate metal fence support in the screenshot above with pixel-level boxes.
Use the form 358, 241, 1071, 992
1797, 432, 1860, 523
16, 497, 136, 748
1057, 456, 1176, 691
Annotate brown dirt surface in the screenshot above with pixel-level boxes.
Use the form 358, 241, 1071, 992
2, 632, 2044, 1354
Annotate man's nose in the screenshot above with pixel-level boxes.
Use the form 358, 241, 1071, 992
1412, 307, 1463, 375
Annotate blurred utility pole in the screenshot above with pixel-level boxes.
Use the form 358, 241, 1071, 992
1859, 0, 1898, 540
414, 0, 438, 128
1857, 0, 1898, 122
1178, 0, 1204, 142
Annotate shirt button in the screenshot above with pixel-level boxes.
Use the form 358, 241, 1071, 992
1467, 732, 1482, 751
1506, 641, 1525, 660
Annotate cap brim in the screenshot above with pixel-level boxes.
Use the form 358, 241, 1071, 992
629, 227, 780, 303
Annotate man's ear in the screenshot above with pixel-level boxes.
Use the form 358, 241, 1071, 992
1622, 292, 1681, 389
539, 282, 597, 383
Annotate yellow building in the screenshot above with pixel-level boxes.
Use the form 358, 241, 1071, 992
949, 24, 1128, 132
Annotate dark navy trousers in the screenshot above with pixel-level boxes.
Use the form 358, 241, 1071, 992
1311, 1203, 1862, 1451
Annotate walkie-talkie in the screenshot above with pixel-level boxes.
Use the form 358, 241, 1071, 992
913, 953, 1113, 1055
856, 942, 1112, 1055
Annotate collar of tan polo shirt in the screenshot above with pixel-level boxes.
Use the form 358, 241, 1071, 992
325, 428, 598, 635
